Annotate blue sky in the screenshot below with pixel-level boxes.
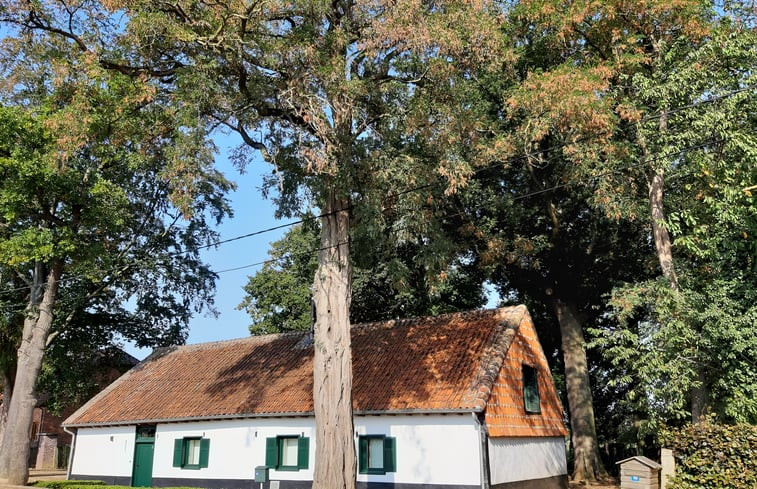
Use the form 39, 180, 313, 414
125, 132, 289, 359
0, 22, 286, 360
124, 131, 499, 360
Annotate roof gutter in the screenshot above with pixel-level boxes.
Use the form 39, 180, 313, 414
63, 407, 483, 428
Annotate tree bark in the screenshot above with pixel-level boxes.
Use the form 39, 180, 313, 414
690, 367, 707, 422
311, 188, 355, 489
555, 298, 607, 483
0, 260, 63, 485
0, 368, 11, 451
648, 168, 680, 292
648, 167, 707, 422
642, 111, 679, 292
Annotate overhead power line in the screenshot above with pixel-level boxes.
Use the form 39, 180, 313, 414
214, 137, 724, 274
175, 84, 757, 257
0, 84, 751, 303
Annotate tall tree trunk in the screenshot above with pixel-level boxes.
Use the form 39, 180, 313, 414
0, 369, 11, 450
649, 167, 706, 422
544, 200, 606, 482
648, 169, 679, 292
643, 108, 706, 422
312, 188, 355, 489
555, 298, 606, 482
0, 260, 62, 485
690, 367, 707, 422
643, 111, 679, 292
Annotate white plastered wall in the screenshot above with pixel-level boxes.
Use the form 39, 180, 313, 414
71, 426, 136, 477
355, 414, 481, 486
488, 436, 567, 485
71, 413, 482, 486
155, 418, 315, 482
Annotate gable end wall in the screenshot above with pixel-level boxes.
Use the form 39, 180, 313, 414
484, 312, 567, 438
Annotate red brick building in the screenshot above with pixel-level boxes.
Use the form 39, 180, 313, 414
22, 348, 139, 469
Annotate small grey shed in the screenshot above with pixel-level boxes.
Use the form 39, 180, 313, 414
617, 456, 663, 489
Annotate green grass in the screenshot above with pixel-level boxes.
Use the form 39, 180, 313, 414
33, 481, 106, 489
32, 482, 206, 489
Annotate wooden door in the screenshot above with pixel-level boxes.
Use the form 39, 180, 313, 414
132, 441, 154, 487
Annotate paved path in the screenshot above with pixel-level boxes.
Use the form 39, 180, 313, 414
29, 469, 67, 482
0, 469, 67, 489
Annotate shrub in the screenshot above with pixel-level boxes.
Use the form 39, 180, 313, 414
659, 418, 757, 489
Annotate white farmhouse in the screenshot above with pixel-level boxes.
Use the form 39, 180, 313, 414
64, 306, 569, 489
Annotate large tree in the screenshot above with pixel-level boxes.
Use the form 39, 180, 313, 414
442, 0, 727, 480
54, 2, 501, 487
591, 23, 757, 426
0, 27, 232, 481
239, 218, 486, 334
1, 1, 505, 485
476, 3, 755, 473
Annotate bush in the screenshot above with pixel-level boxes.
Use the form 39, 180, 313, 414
659, 418, 757, 489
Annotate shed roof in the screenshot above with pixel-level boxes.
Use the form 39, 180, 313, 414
64, 306, 565, 437
616, 456, 662, 469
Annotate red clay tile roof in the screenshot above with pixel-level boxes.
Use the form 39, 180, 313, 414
64, 306, 567, 437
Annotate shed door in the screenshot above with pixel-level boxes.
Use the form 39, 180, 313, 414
133, 441, 154, 487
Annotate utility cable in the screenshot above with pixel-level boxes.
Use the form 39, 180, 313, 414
165, 84, 757, 258
0, 86, 750, 300
213, 137, 725, 274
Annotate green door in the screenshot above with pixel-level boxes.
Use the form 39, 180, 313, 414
133, 441, 154, 487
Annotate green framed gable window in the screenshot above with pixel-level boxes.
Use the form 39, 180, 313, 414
522, 364, 541, 414
265, 436, 309, 471
358, 435, 396, 475
172, 437, 210, 469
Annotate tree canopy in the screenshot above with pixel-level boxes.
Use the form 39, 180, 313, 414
239, 217, 486, 335
0, 15, 234, 480
1, 0, 755, 485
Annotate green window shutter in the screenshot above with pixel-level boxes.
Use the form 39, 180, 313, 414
523, 365, 541, 413
358, 436, 368, 474
265, 437, 278, 468
297, 437, 310, 470
172, 439, 183, 468
383, 437, 396, 473
199, 438, 210, 468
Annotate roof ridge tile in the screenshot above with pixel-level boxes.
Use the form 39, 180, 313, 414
468, 307, 527, 409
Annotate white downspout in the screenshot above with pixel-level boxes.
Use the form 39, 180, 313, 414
472, 412, 491, 489
62, 426, 76, 480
